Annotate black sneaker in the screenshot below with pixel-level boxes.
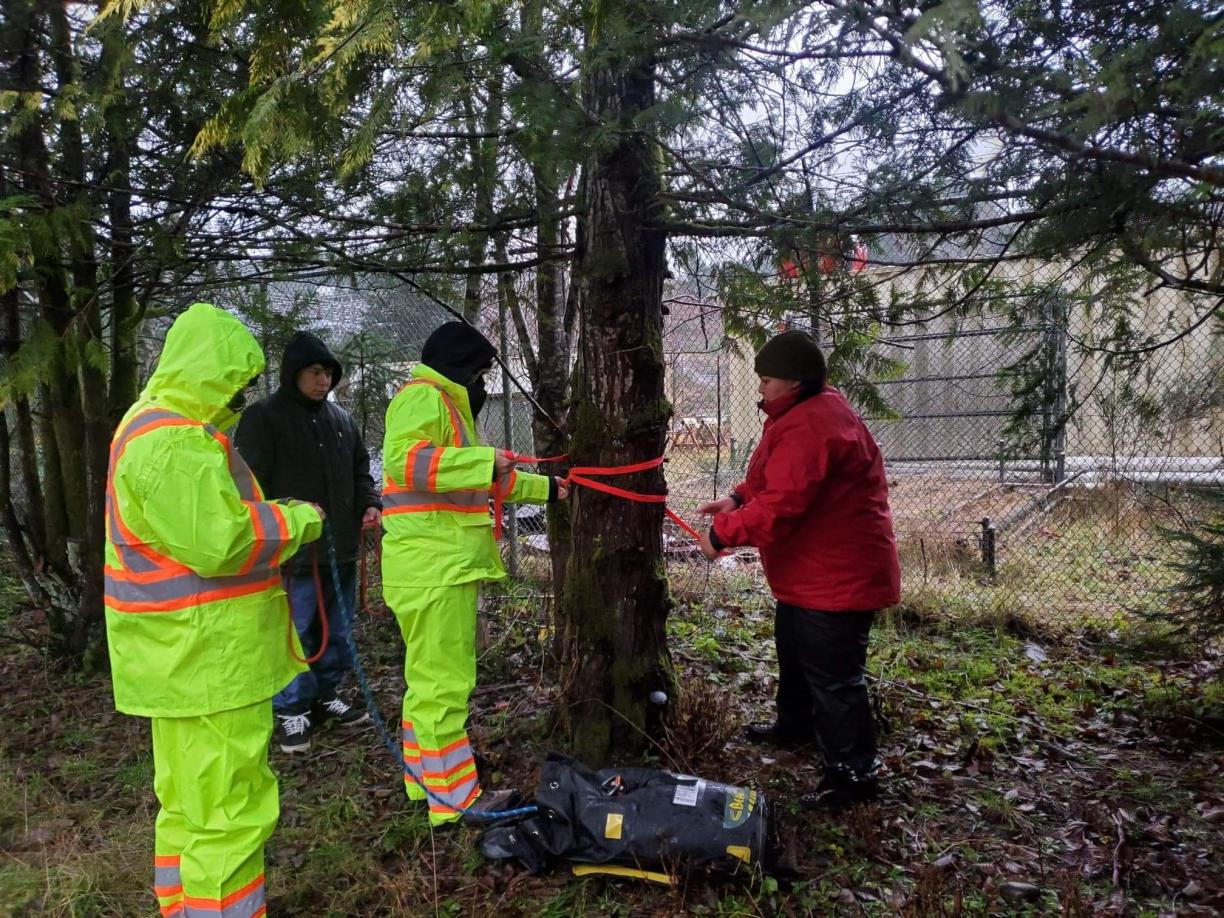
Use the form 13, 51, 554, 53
744, 721, 816, 749
800, 768, 879, 812
314, 695, 370, 728
273, 712, 312, 754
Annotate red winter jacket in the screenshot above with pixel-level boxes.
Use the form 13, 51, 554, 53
712, 386, 900, 611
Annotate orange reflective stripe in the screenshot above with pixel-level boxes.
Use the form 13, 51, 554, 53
424, 770, 479, 794
209, 427, 260, 501
402, 720, 421, 756
182, 872, 265, 915
155, 854, 183, 902
383, 503, 488, 516
428, 756, 478, 783
402, 441, 427, 489
106, 408, 292, 613
266, 503, 288, 566
237, 503, 286, 575
426, 446, 445, 490
108, 413, 199, 574
105, 568, 280, 613
428, 784, 481, 815
440, 397, 464, 447
394, 379, 468, 447
425, 735, 471, 757
238, 503, 267, 576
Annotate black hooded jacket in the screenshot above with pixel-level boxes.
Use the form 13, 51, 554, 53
420, 321, 497, 417
235, 332, 380, 572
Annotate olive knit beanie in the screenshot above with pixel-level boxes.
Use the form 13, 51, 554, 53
753, 329, 827, 383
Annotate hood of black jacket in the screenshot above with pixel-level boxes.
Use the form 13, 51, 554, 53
278, 331, 343, 408
420, 321, 497, 386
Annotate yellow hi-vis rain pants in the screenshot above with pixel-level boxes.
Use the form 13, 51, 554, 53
388, 582, 481, 825
152, 700, 277, 917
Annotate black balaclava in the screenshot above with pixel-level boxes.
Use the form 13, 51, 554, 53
279, 331, 343, 411
420, 321, 497, 418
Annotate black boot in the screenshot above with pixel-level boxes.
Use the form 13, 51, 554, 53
743, 721, 816, 749
800, 764, 879, 811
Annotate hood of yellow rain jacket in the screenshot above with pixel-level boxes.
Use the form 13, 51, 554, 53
144, 303, 264, 426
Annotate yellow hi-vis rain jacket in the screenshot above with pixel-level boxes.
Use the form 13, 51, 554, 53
381, 364, 550, 586
105, 303, 322, 718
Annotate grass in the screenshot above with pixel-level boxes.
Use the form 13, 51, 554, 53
2, 554, 1223, 916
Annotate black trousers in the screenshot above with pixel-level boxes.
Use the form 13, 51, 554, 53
774, 603, 877, 775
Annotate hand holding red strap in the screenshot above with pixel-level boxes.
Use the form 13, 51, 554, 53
491, 451, 703, 543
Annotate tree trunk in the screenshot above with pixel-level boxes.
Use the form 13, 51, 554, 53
555, 11, 672, 765
0, 408, 49, 607
460, 73, 505, 322
8, 0, 71, 575
48, 0, 108, 661
105, 74, 142, 420
530, 164, 574, 602
511, 0, 574, 612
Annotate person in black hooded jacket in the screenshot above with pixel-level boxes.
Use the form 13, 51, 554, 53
236, 331, 381, 753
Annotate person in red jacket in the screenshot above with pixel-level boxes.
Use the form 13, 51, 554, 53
698, 329, 900, 809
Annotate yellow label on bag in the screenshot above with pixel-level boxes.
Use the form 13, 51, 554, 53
604, 812, 623, 839
726, 845, 752, 864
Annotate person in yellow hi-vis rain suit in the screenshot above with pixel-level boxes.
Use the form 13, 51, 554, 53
382, 321, 566, 826
105, 303, 323, 917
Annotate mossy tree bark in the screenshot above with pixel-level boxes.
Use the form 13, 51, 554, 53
556, 6, 673, 765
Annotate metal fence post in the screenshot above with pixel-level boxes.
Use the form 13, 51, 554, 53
1052, 300, 1069, 483
997, 439, 1006, 485
497, 290, 519, 578
980, 516, 997, 578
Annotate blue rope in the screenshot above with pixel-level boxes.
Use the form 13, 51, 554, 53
324, 522, 539, 822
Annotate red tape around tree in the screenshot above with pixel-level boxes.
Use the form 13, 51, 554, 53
494, 453, 703, 542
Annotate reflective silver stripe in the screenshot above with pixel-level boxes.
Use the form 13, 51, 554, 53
409, 444, 438, 492
182, 877, 265, 918
246, 503, 285, 570
105, 567, 278, 608
402, 382, 472, 447
112, 408, 182, 454
382, 489, 488, 511
205, 424, 260, 500
108, 410, 193, 575
402, 721, 421, 762
108, 503, 160, 573
154, 860, 181, 894
106, 409, 282, 611
420, 737, 477, 779
426, 772, 480, 813
436, 391, 472, 446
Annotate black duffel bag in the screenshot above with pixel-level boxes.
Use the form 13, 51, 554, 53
481, 754, 768, 876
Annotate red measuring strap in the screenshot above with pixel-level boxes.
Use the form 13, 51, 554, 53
288, 548, 330, 664
506, 452, 569, 464
492, 452, 703, 543
492, 452, 569, 538
567, 471, 703, 542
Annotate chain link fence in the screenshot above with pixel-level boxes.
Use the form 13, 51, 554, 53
229, 268, 1222, 634
660, 275, 1224, 631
